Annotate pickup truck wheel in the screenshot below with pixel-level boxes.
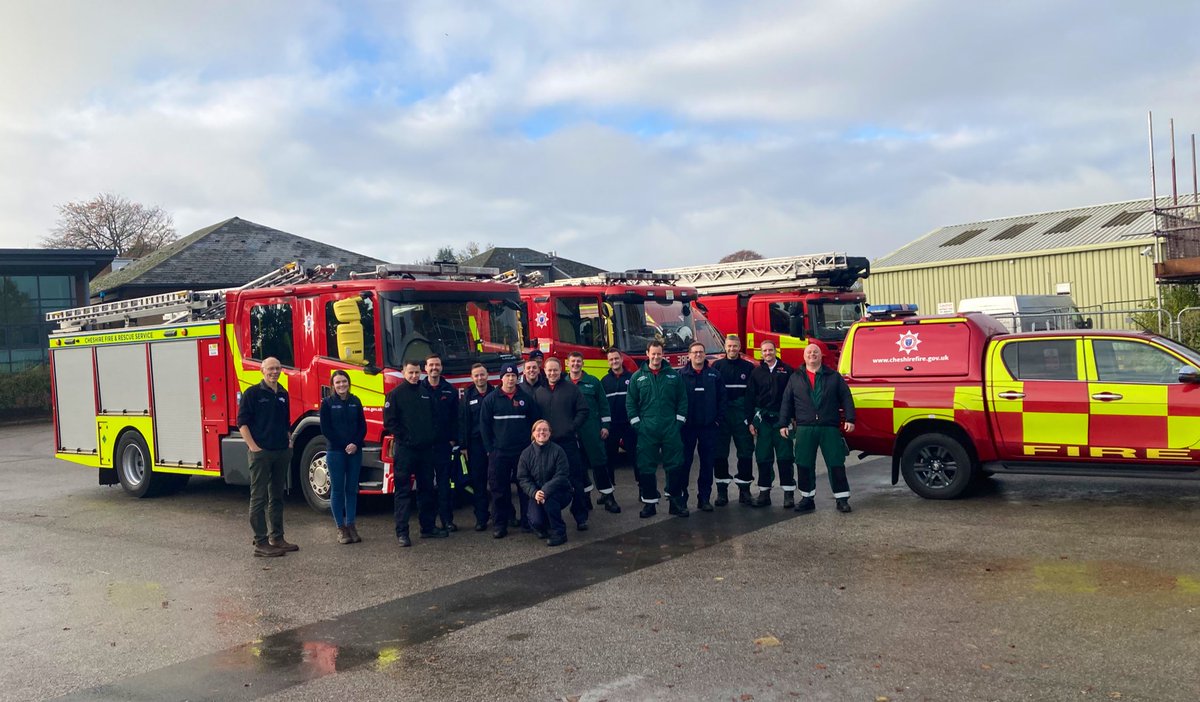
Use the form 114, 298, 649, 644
900, 434, 974, 499
299, 436, 333, 513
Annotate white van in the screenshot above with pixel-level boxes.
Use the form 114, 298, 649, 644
957, 295, 1091, 333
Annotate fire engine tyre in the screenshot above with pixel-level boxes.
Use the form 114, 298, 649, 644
115, 431, 160, 498
299, 436, 332, 513
900, 433, 975, 500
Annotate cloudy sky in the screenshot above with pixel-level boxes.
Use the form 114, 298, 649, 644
2, 1, 1198, 270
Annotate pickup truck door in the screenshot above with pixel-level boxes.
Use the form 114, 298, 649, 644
986, 337, 1089, 459
1085, 337, 1200, 455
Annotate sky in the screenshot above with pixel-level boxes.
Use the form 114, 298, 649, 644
2, 0, 1199, 271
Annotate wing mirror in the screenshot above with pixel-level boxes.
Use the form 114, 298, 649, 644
1179, 366, 1200, 384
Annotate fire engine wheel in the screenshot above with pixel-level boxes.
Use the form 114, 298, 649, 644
900, 433, 975, 500
116, 431, 157, 498
299, 436, 332, 513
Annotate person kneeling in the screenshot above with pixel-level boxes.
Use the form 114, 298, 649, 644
517, 420, 572, 547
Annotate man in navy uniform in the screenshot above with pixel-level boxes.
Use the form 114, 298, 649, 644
459, 363, 494, 531
385, 360, 444, 546
601, 347, 637, 481
422, 353, 459, 532
480, 362, 540, 538
712, 335, 755, 506
679, 341, 726, 512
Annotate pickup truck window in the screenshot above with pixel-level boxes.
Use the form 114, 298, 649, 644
1000, 339, 1077, 381
1093, 339, 1179, 384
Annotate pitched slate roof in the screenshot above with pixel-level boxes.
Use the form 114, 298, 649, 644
460, 247, 603, 280
90, 217, 387, 295
874, 197, 1166, 270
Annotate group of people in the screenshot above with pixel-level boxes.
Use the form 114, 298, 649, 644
235, 335, 856, 558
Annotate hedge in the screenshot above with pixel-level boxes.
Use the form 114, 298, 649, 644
0, 364, 52, 420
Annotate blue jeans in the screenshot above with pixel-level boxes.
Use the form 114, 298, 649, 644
327, 448, 362, 528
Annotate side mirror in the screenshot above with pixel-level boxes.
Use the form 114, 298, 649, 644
1082, 318, 1093, 329
1179, 366, 1200, 384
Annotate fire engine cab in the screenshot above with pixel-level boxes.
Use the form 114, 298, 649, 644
47, 262, 523, 511
657, 252, 869, 369
840, 311, 1200, 499
516, 270, 725, 375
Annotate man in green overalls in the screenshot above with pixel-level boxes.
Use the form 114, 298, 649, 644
567, 351, 620, 513
626, 340, 689, 518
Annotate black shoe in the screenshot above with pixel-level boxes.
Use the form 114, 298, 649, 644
521, 522, 535, 533
751, 490, 772, 508
443, 522, 459, 533
420, 528, 449, 538
474, 521, 488, 532
509, 517, 521, 528
396, 534, 412, 547
783, 493, 795, 509
576, 521, 589, 531
698, 500, 714, 512
535, 530, 549, 540
604, 497, 621, 514
639, 503, 657, 518
794, 497, 815, 513
738, 485, 753, 505
493, 528, 508, 539
836, 498, 852, 513
714, 485, 729, 507
547, 535, 567, 547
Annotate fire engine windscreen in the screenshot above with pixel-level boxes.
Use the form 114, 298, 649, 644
383, 294, 523, 372
808, 300, 866, 342
611, 299, 724, 355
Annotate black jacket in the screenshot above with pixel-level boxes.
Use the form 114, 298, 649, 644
745, 359, 793, 423
459, 383, 494, 446
422, 378, 459, 445
479, 387, 539, 456
517, 440, 571, 499
237, 381, 290, 450
601, 369, 634, 425
384, 381, 435, 451
680, 362, 726, 427
319, 392, 367, 452
712, 356, 754, 404
778, 365, 856, 428
532, 381, 587, 442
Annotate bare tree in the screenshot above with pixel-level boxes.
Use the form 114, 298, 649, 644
719, 249, 764, 263
43, 193, 177, 258
417, 241, 494, 265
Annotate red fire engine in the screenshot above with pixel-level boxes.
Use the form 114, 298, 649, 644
657, 253, 870, 369
46, 262, 524, 511
515, 270, 726, 375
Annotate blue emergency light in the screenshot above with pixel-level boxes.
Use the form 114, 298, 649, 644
866, 304, 919, 319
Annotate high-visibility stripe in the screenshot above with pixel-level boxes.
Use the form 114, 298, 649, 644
642, 497, 660, 504
630, 417, 641, 424
493, 414, 528, 420
601, 415, 611, 422
799, 490, 816, 497
832, 491, 850, 498
781, 485, 796, 492
675, 414, 686, 422
606, 391, 627, 397
725, 383, 747, 389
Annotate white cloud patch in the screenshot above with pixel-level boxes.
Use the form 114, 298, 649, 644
1, 0, 1198, 277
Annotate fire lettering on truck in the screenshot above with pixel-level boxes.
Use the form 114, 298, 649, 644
1023, 444, 1194, 460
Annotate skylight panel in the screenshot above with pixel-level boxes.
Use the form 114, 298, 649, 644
939, 229, 986, 247
990, 222, 1036, 241
1044, 216, 1089, 235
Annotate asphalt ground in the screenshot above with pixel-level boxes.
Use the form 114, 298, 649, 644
2, 421, 1199, 701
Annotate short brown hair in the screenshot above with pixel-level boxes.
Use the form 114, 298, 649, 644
646, 340, 664, 352
470, 363, 487, 372
567, 351, 584, 360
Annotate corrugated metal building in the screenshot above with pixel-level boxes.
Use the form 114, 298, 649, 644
865, 198, 1167, 321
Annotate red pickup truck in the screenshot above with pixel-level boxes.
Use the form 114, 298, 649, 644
839, 312, 1200, 498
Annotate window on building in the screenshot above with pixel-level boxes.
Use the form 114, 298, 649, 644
990, 222, 1036, 241
1, 274, 81, 373
249, 303, 295, 367
1102, 211, 1142, 228
940, 229, 986, 247
1000, 339, 1078, 381
1044, 216, 1089, 235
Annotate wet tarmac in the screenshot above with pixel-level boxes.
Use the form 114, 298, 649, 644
3, 421, 1199, 701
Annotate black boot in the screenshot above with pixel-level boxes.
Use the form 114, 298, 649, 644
598, 492, 622, 514
639, 502, 657, 518
669, 496, 690, 518
714, 483, 729, 507
795, 496, 815, 513
738, 484, 753, 505
697, 498, 714, 512
836, 498, 852, 513
751, 489, 772, 508
783, 492, 794, 509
